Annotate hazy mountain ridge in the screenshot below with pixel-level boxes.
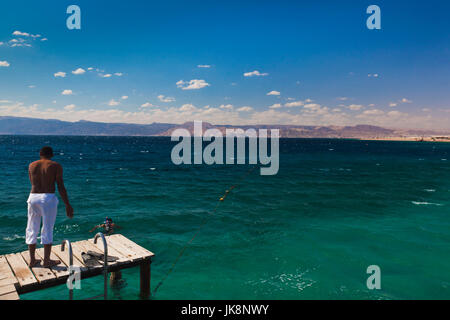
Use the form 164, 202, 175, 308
0, 116, 448, 139
0, 116, 176, 136
156, 122, 449, 139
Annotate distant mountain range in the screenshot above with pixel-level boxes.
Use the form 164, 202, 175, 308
0, 116, 448, 140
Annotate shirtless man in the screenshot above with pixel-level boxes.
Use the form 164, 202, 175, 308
26, 146, 74, 267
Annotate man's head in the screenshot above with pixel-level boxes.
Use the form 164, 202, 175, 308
40, 146, 54, 159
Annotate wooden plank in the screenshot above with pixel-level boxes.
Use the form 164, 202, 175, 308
52, 244, 87, 272
0, 284, 17, 296
105, 236, 143, 261
5, 253, 37, 287
0, 277, 18, 287
0, 291, 20, 300
111, 234, 155, 258
87, 238, 129, 264
0, 256, 18, 287
109, 235, 153, 261
35, 248, 70, 278
21, 251, 56, 284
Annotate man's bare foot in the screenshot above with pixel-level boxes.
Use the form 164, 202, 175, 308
43, 259, 61, 268
29, 259, 41, 267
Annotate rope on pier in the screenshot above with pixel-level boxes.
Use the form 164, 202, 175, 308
152, 166, 257, 295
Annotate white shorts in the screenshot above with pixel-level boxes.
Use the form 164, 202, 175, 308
26, 193, 59, 245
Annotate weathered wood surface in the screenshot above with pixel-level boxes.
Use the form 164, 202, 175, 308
0, 234, 154, 299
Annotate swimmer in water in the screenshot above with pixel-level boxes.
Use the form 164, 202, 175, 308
89, 217, 121, 235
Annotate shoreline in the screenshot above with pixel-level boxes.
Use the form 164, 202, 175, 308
1, 133, 450, 142
360, 136, 450, 143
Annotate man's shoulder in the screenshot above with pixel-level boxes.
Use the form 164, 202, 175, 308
29, 160, 40, 168
29, 160, 62, 168
49, 161, 62, 169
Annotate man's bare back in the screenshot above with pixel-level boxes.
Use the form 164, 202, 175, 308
29, 159, 60, 194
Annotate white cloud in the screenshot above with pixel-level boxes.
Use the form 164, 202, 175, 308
108, 99, 120, 106
54, 71, 66, 78
389, 103, 397, 107
179, 104, 197, 112
12, 31, 30, 37
114, 73, 123, 76
72, 68, 86, 75
368, 73, 379, 78
61, 89, 73, 95
237, 106, 253, 112
176, 79, 210, 90
219, 104, 233, 110
243, 70, 268, 77
387, 111, 402, 117
197, 65, 211, 68
348, 104, 364, 111
269, 103, 282, 109
337, 97, 349, 101
303, 104, 325, 112
12, 31, 43, 39
41, 38, 48, 41
0, 61, 10, 67
121, 96, 128, 100
401, 98, 412, 103
141, 102, 154, 108
28, 85, 36, 88
100, 74, 112, 78
158, 95, 176, 103
362, 109, 384, 115
10, 42, 32, 48
64, 104, 76, 111
285, 101, 304, 107
267, 90, 280, 96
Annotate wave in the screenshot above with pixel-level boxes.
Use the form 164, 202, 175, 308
411, 201, 443, 206
3, 234, 25, 241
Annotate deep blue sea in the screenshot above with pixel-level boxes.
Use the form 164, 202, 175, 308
0, 136, 449, 299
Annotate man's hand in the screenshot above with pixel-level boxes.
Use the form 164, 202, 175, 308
66, 204, 74, 219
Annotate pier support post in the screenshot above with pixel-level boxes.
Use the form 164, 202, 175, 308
140, 259, 151, 299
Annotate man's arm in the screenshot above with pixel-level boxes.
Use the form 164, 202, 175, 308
89, 224, 102, 233
56, 164, 74, 218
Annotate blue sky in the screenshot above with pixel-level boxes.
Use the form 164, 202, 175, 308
0, 0, 449, 129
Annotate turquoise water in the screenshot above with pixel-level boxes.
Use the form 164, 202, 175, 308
0, 136, 449, 300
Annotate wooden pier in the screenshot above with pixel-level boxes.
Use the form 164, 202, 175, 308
0, 234, 154, 300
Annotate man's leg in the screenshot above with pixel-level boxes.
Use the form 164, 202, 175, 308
43, 244, 60, 267
28, 244, 40, 267
41, 195, 60, 268
26, 198, 41, 267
